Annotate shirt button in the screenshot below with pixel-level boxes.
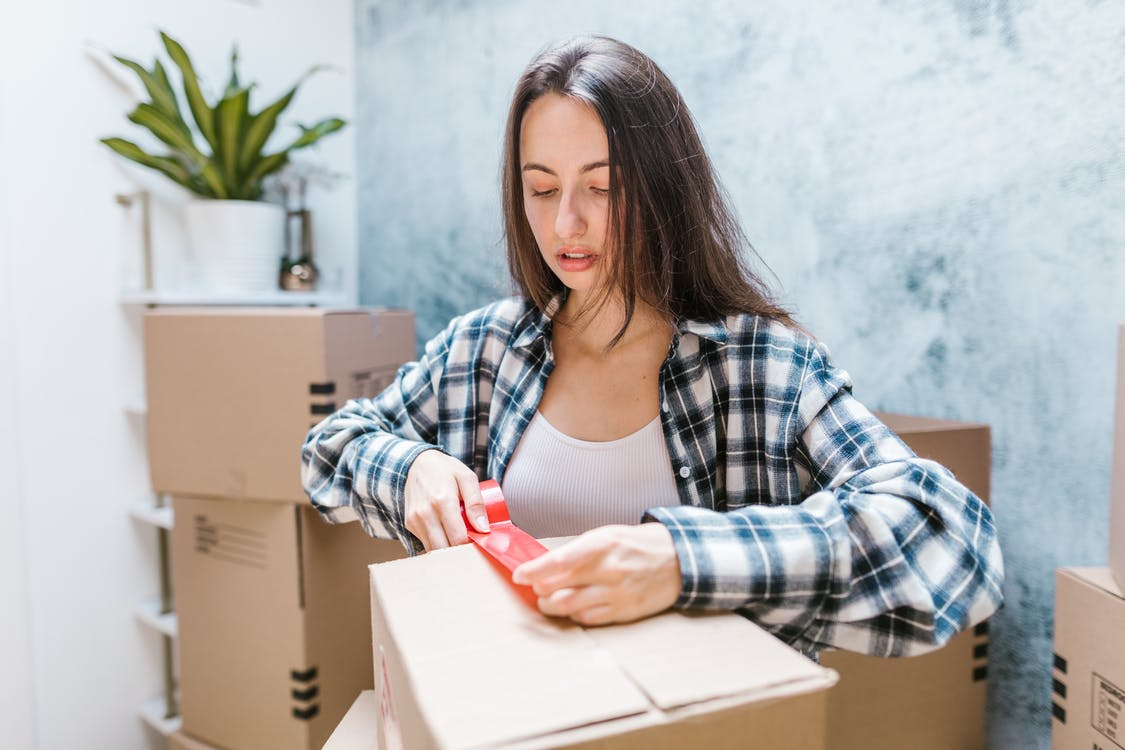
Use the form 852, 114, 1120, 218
679, 466, 690, 479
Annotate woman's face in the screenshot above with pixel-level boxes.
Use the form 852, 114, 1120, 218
519, 94, 612, 298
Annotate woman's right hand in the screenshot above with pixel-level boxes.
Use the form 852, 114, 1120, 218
404, 449, 491, 551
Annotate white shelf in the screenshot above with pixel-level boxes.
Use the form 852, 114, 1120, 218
134, 599, 177, 638
120, 288, 349, 307
139, 695, 181, 737
124, 400, 147, 418
130, 498, 172, 530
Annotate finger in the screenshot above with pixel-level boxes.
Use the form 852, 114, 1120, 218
456, 473, 489, 532
512, 548, 570, 586
515, 530, 609, 587
571, 604, 615, 627
436, 491, 470, 547
538, 584, 610, 618
421, 510, 452, 551
407, 511, 448, 552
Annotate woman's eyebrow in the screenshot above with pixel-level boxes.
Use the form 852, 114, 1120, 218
521, 160, 610, 176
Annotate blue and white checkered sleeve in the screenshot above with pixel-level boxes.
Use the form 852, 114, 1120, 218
300, 324, 450, 552
647, 341, 1004, 657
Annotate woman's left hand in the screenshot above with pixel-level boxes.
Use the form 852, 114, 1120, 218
511, 522, 682, 626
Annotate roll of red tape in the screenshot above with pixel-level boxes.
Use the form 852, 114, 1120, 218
460, 479, 548, 574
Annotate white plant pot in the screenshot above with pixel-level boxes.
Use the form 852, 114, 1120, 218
184, 199, 285, 293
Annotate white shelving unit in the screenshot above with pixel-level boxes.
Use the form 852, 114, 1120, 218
129, 497, 173, 531
129, 492, 177, 738
139, 695, 182, 737
134, 597, 178, 638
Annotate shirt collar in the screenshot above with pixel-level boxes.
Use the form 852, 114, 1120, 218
676, 316, 729, 345
511, 293, 563, 350
512, 293, 730, 348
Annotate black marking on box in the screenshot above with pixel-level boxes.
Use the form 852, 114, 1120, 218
291, 667, 318, 683
292, 685, 319, 702
1054, 653, 1068, 674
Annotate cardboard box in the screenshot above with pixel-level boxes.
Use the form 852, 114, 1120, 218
1051, 567, 1125, 750
1111, 324, 1125, 590
370, 542, 838, 750
145, 307, 415, 503
173, 496, 406, 750
322, 691, 378, 750
820, 412, 991, 750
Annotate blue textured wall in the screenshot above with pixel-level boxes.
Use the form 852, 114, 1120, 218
355, 2, 1125, 746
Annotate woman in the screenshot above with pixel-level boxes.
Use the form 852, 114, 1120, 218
301, 35, 1003, 657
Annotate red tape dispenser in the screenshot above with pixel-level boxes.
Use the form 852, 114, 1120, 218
461, 479, 548, 573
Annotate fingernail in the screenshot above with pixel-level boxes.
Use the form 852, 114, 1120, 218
473, 512, 490, 532
512, 567, 526, 584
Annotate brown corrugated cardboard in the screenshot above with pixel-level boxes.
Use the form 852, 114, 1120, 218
369, 541, 838, 750
145, 307, 415, 503
173, 496, 405, 750
1051, 567, 1125, 750
820, 412, 991, 750
1111, 324, 1125, 590
322, 691, 378, 750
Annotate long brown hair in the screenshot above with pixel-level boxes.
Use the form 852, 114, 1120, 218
501, 35, 795, 345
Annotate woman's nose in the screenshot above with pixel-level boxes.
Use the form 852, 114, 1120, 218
554, 191, 587, 239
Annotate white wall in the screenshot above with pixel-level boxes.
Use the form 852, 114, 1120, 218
0, 2, 356, 748
0, 23, 37, 745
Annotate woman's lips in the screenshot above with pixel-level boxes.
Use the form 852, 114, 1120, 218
557, 248, 597, 272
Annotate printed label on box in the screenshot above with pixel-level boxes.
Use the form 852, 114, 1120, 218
1092, 672, 1125, 749
380, 646, 404, 750
350, 366, 401, 400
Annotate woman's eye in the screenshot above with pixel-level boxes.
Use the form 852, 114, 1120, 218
591, 186, 610, 196
529, 187, 556, 197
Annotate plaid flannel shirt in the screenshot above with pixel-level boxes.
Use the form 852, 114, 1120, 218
301, 295, 1003, 656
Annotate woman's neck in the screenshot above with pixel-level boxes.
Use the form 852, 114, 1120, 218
554, 291, 672, 355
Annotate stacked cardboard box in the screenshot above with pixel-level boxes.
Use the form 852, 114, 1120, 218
1051, 568, 1125, 750
820, 412, 993, 750
144, 307, 415, 750
1050, 323, 1125, 749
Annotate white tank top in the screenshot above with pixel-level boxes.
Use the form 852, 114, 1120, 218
501, 411, 681, 538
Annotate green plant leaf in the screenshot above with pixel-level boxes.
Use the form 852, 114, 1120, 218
160, 30, 218, 152
127, 103, 204, 161
153, 60, 187, 125
286, 117, 347, 150
238, 87, 294, 173
100, 137, 212, 196
214, 86, 251, 193
239, 150, 289, 197
125, 105, 228, 198
237, 64, 330, 174
127, 103, 196, 153
111, 54, 188, 137
225, 44, 241, 96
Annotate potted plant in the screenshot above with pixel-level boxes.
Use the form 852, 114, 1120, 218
100, 31, 346, 293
